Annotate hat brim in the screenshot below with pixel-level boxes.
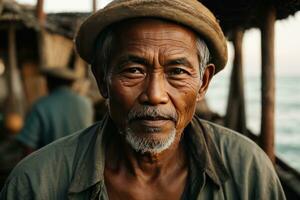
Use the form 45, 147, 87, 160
75, 0, 228, 74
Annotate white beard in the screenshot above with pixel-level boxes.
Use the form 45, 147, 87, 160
123, 127, 177, 154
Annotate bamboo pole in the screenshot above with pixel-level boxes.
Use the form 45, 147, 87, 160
36, 0, 46, 69
260, 5, 276, 164
93, 0, 97, 13
225, 28, 247, 134
36, 0, 45, 25
6, 25, 25, 116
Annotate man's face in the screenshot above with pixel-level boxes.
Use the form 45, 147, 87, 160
98, 19, 212, 153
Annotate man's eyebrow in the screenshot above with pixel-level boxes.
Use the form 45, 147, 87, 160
117, 54, 150, 66
165, 58, 194, 68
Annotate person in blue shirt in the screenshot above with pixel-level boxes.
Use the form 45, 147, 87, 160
16, 67, 93, 155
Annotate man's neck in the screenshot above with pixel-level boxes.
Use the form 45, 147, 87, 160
105, 130, 187, 181
104, 128, 189, 200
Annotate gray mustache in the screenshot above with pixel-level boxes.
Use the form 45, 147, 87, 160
128, 106, 178, 123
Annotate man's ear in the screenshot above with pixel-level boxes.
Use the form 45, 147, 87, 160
197, 64, 215, 101
91, 66, 108, 99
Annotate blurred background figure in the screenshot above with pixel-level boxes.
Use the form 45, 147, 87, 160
16, 67, 94, 155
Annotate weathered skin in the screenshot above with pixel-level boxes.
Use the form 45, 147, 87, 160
94, 19, 215, 200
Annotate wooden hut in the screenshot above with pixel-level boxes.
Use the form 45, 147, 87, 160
0, 0, 88, 129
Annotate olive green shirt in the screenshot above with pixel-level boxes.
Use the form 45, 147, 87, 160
1, 115, 286, 200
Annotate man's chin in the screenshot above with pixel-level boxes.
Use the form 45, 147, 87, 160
123, 127, 177, 154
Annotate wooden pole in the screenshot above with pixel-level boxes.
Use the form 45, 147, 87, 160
260, 5, 276, 163
93, 0, 97, 13
36, 0, 45, 25
6, 25, 25, 116
36, 0, 46, 69
2, 25, 26, 134
225, 28, 247, 135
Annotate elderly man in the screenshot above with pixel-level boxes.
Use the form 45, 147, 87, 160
1, 0, 285, 199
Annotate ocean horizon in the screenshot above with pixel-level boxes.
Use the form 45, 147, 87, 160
206, 74, 300, 171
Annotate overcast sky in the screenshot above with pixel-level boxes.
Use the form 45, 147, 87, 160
16, 0, 300, 76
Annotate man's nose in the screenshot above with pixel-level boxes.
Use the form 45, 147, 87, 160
139, 73, 169, 105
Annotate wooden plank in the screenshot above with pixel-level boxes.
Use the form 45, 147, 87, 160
93, 0, 97, 13
260, 5, 276, 163
3, 24, 26, 134
225, 27, 247, 134
6, 25, 25, 116
36, 0, 46, 70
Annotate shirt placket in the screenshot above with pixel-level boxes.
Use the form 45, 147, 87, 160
89, 181, 109, 200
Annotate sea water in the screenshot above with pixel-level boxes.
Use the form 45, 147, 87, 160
206, 74, 300, 171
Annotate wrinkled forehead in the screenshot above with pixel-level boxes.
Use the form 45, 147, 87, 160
112, 18, 198, 50
117, 18, 196, 36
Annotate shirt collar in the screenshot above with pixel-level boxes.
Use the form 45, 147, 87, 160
67, 114, 229, 194
68, 114, 111, 194
186, 115, 229, 187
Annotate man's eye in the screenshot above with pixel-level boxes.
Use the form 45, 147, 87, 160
168, 68, 188, 75
124, 67, 144, 74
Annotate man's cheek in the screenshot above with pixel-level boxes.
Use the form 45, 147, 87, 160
175, 97, 197, 127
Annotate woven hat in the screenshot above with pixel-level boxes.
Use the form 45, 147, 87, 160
75, 0, 228, 74
41, 67, 79, 81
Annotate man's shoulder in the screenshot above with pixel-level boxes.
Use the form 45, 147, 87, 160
198, 119, 285, 199
1, 122, 102, 199
199, 119, 263, 156
53, 88, 92, 108
13, 122, 101, 174
30, 95, 51, 109
73, 93, 93, 108
29, 94, 60, 114
198, 119, 274, 174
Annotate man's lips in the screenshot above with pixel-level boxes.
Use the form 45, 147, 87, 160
136, 119, 170, 127
129, 117, 173, 127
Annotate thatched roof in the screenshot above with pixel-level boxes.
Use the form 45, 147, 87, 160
46, 13, 89, 39
200, 0, 300, 33
0, 0, 87, 38
46, 0, 300, 39
0, 1, 88, 40
0, 0, 39, 30
0, 0, 299, 38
